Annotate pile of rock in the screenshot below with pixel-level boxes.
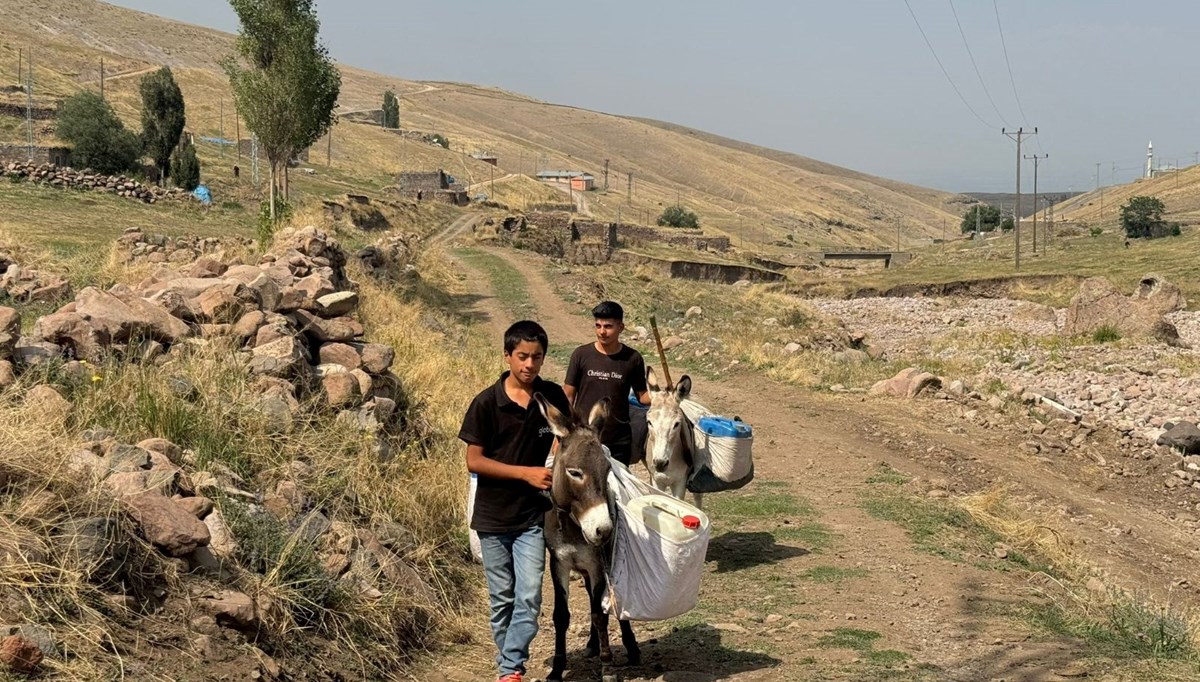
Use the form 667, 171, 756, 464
2, 162, 188, 204
355, 232, 418, 279
0, 251, 71, 303
8, 227, 402, 442
116, 229, 254, 266
869, 367, 943, 398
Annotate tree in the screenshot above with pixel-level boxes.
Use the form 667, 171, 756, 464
657, 205, 700, 228
223, 0, 341, 223
139, 67, 186, 185
171, 142, 201, 190
56, 91, 142, 175
1120, 195, 1167, 239
961, 204, 1001, 233
382, 89, 399, 129
1000, 216, 1014, 232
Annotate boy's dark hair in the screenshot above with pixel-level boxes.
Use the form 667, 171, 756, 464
503, 320, 549, 354
592, 301, 624, 321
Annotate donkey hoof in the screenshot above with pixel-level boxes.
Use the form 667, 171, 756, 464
583, 646, 599, 659
624, 650, 642, 667
601, 674, 619, 682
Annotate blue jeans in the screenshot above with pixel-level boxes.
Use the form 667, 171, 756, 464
478, 525, 546, 676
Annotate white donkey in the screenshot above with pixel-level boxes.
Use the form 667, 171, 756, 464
642, 366, 703, 508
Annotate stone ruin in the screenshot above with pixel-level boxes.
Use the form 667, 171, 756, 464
0, 249, 71, 304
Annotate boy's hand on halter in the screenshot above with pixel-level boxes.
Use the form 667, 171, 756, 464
524, 466, 553, 490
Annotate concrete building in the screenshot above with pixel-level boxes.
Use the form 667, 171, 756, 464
536, 170, 594, 191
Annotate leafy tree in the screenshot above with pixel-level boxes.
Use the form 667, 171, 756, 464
1120, 195, 1167, 239
657, 205, 700, 228
56, 91, 142, 175
382, 89, 399, 129
961, 204, 1001, 233
171, 142, 201, 190
431, 133, 449, 149
139, 67, 186, 185
223, 0, 341, 223
1000, 216, 1014, 232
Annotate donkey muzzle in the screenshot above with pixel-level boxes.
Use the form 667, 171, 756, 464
577, 503, 613, 545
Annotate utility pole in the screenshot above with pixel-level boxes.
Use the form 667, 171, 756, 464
490, 163, 494, 196
896, 216, 901, 251
252, 134, 260, 186
603, 158, 609, 191
627, 172, 632, 205
99, 57, 105, 100
1003, 127, 1036, 269
219, 97, 225, 159
25, 51, 33, 162
1024, 153, 1047, 253
235, 105, 241, 160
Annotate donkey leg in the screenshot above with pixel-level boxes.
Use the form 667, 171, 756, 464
588, 572, 615, 668
547, 556, 571, 682
618, 618, 641, 666
692, 491, 704, 510
582, 574, 600, 658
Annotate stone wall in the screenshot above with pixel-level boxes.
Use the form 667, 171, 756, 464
396, 171, 449, 193
616, 252, 785, 284
526, 211, 731, 253
0, 101, 56, 120
0, 145, 71, 166
3, 162, 187, 204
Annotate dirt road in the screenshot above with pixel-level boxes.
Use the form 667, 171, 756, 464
428, 245, 1198, 682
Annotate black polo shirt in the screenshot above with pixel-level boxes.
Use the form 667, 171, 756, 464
459, 372, 570, 534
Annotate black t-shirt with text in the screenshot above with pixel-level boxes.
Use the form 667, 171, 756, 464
459, 372, 571, 534
564, 343, 648, 445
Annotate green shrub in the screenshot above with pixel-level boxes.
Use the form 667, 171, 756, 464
657, 205, 700, 228
1090, 226, 1103, 238
57, 91, 142, 174
258, 196, 293, 247
171, 143, 201, 191
1092, 325, 1121, 343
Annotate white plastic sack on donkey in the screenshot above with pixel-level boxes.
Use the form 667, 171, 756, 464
604, 457, 710, 621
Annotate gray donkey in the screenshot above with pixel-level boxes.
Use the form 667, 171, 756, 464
643, 366, 702, 508
534, 394, 640, 682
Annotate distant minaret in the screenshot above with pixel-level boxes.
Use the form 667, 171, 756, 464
1146, 141, 1154, 178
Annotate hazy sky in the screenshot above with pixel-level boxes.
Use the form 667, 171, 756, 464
106, 0, 1198, 193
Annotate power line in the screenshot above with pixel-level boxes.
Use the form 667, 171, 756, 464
993, 0, 1042, 153
903, 0, 1000, 130
949, 0, 1008, 125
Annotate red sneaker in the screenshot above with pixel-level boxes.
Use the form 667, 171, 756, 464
497, 674, 523, 682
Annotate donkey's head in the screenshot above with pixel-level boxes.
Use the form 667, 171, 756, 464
645, 366, 692, 474
535, 394, 614, 546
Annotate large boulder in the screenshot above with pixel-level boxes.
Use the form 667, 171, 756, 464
30, 312, 102, 362
869, 367, 942, 399
75, 287, 191, 345
290, 310, 363, 343
248, 336, 305, 378
124, 493, 211, 557
1157, 421, 1200, 454
1063, 274, 1186, 343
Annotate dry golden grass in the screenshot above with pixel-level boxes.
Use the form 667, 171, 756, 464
0, 0, 966, 252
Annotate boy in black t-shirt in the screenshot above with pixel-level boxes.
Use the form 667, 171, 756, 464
565, 301, 650, 465
459, 320, 570, 682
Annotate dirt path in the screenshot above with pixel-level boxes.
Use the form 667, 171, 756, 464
427, 245, 1193, 682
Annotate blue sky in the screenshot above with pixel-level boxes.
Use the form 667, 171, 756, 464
106, 0, 1198, 193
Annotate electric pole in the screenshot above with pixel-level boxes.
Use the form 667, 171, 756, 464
235, 105, 241, 160
975, 204, 981, 236
100, 57, 105, 100
627, 172, 632, 205
603, 158, 609, 191
1024, 153, 1047, 254
25, 51, 33, 162
1096, 162, 1104, 223
1003, 127, 1036, 269
219, 97, 225, 159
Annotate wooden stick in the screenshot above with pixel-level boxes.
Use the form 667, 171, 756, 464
649, 315, 673, 388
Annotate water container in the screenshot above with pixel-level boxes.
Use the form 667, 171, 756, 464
697, 416, 752, 439
626, 496, 710, 542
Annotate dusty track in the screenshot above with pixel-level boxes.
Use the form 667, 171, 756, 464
426, 244, 1197, 682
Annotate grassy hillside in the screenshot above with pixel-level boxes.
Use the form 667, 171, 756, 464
1054, 164, 1200, 228
0, 0, 965, 250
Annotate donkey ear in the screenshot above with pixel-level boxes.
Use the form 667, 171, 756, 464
675, 375, 692, 400
534, 393, 572, 438
646, 365, 661, 392
588, 397, 610, 432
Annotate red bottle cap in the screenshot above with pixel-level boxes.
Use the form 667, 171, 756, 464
682, 515, 701, 530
